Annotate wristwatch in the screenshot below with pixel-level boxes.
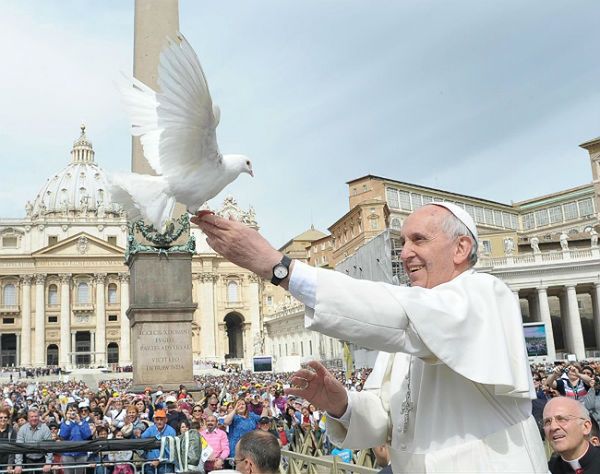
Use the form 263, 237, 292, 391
271, 255, 292, 286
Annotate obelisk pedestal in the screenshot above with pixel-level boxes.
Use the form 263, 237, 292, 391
127, 252, 196, 392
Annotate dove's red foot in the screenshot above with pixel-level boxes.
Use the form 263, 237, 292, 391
195, 210, 215, 219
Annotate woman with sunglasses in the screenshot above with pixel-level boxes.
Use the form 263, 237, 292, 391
190, 405, 205, 427
0, 408, 16, 471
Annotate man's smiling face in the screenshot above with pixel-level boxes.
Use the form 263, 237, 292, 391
400, 206, 463, 289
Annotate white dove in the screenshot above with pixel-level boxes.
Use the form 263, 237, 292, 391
109, 32, 253, 230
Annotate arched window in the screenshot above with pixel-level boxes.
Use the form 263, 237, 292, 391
3, 284, 16, 306
227, 281, 239, 303
391, 218, 402, 230
46, 344, 59, 366
107, 283, 118, 305
77, 282, 90, 304
107, 342, 119, 364
48, 284, 58, 305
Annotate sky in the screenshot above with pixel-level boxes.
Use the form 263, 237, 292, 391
1, 0, 599, 247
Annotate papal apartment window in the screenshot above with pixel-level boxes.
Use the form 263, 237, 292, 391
48, 284, 58, 305
107, 283, 118, 305
482, 240, 492, 254
2, 236, 17, 248
386, 188, 399, 209
77, 282, 90, 304
3, 284, 16, 306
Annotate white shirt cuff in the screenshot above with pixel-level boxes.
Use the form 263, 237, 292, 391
289, 260, 317, 308
325, 391, 352, 428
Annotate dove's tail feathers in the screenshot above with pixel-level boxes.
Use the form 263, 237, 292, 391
108, 173, 175, 231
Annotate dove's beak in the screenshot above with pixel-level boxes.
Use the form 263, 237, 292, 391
249, 169, 254, 177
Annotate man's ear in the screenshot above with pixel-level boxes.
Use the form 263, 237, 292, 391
453, 236, 473, 266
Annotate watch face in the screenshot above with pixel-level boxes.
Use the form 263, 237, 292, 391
274, 264, 288, 279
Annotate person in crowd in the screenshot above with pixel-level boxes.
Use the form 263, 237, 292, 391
90, 425, 110, 474
583, 378, 600, 426
104, 397, 126, 429
275, 421, 289, 449
224, 399, 270, 460
192, 203, 547, 472
234, 430, 281, 474
546, 364, 592, 400
121, 405, 147, 439
0, 407, 17, 470
140, 409, 176, 474
544, 397, 600, 473
134, 398, 152, 422
59, 403, 92, 474
107, 429, 134, 474
589, 417, 600, 447
164, 395, 187, 434
201, 415, 229, 472
14, 409, 53, 473
190, 404, 205, 428
177, 420, 203, 472
203, 397, 220, 418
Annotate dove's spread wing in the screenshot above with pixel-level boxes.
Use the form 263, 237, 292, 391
119, 33, 220, 180
155, 34, 221, 181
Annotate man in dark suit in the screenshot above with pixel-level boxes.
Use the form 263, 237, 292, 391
544, 396, 600, 473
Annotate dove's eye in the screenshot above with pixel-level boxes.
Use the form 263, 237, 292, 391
246, 160, 250, 166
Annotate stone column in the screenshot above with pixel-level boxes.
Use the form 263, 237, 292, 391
198, 273, 217, 358
565, 284, 586, 360
90, 331, 96, 365
536, 287, 556, 360
591, 284, 600, 352
95, 273, 106, 365
119, 274, 131, 366
59, 274, 71, 368
20, 275, 32, 366
71, 332, 76, 366
559, 291, 571, 354
247, 274, 262, 355
34, 274, 46, 366
512, 289, 520, 303
133, 0, 179, 174
15, 334, 20, 367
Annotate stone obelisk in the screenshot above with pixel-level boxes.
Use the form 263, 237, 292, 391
128, 0, 195, 392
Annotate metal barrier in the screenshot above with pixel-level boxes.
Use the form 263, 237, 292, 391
0, 461, 139, 474
282, 451, 379, 474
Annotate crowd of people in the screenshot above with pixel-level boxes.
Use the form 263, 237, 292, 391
0, 359, 598, 473
0, 367, 370, 473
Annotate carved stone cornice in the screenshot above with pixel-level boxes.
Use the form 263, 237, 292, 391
35, 274, 46, 285
197, 272, 218, 283
247, 273, 260, 283
94, 273, 107, 284
59, 273, 72, 284
20, 275, 33, 285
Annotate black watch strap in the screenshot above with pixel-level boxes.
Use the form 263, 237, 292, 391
271, 255, 292, 286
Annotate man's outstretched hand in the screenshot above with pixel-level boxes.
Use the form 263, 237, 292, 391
191, 211, 283, 282
287, 360, 348, 418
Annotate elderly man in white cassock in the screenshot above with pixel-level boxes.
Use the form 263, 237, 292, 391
192, 203, 547, 473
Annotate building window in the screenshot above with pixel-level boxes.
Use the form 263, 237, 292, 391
48, 284, 58, 305
481, 240, 492, 254
411, 193, 422, 210
107, 343, 119, 364
107, 283, 118, 305
475, 207, 485, 224
390, 218, 402, 230
386, 188, 399, 209
48, 316, 58, 323
534, 209, 549, 227
301, 341, 304, 356
510, 214, 518, 230
48, 236, 58, 246
77, 282, 90, 304
493, 210, 502, 227
266, 296, 273, 306
3, 318, 14, 325
578, 198, 594, 217
3, 284, 16, 306
523, 213, 535, 230
465, 205, 475, 219
108, 314, 118, 322
484, 208, 494, 225
422, 195, 433, 205
285, 344, 288, 356
107, 236, 117, 246
399, 191, 411, 211
309, 340, 313, 355
548, 206, 563, 224
279, 344, 282, 357
2, 236, 17, 248
227, 281, 239, 303
563, 202, 578, 221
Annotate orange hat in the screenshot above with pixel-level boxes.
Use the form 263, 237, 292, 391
154, 409, 167, 419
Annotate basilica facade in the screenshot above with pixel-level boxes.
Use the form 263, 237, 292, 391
0, 127, 278, 370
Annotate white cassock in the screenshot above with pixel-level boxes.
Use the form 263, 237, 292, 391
288, 262, 548, 473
